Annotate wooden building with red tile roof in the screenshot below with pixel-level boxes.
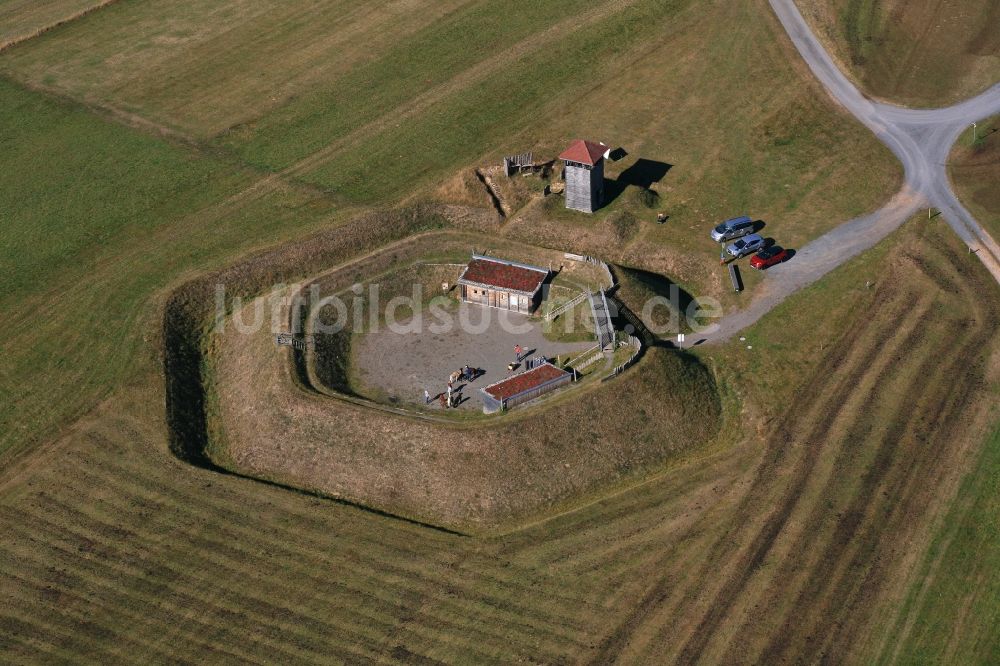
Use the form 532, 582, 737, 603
457, 254, 549, 313
480, 361, 572, 413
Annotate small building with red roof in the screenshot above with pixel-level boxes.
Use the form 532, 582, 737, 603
457, 254, 549, 313
480, 361, 572, 413
560, 139, 609, 213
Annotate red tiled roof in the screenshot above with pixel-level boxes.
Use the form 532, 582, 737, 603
459, 257, 547, 293
483, 364, 570, 400
558, 139, 608, 166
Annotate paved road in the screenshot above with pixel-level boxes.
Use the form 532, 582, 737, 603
698, 0, 1000, 343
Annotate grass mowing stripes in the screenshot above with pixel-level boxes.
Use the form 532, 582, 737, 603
31, 443, 603, 655
6, 483, 581, 661
876, 422, 1000, 664
0, 0, 995, 661
299, 0, 691, 202
0, 0, 113, 48
221, 0, 605, 168
5, 500, 394, 661
1, 222, 998, 661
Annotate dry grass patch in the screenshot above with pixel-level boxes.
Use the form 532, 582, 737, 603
0, 0, 473, 136
0, 0, 113, 50
950, 116, 1000, 242
796, 0, 1000, 106
213, 305, 719, 532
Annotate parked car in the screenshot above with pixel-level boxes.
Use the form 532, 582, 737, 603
725, 233, 765, 258
710, 215, 754, 242
750, 245, 789, 269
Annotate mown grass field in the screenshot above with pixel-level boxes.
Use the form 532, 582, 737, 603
0, 0, 109, 49
4, 217, 999, 662
796, 0, 1000, 106
0, 78, 348, 462
0, 0, 901, 306
1, 0, 998, 662
0, 0, 901, 464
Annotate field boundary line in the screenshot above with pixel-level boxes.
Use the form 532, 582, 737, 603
0, 0, 124, 54
2, 0, 644, 224
4, 74, 201, 146
0, 391, 118, 500
276, 0, 643, 181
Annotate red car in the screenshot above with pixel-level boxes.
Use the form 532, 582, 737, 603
750, 245, 789, 269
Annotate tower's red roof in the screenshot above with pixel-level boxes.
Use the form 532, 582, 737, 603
559, 139, 608, 166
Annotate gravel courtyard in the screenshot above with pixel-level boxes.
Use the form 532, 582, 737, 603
352, 305, 598, 410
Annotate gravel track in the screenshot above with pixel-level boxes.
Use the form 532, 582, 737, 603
697, 0, 1000, 344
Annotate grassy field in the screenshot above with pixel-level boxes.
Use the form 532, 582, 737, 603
599, 220, 1000, 663
0, 0, 901, 464
0, 0, 901, 308
0, 0, 111, 50
486, 0, 903, 308
0, 78, 348, 462
875, 423, 1000, 663
950, 115, 1000, 241
1, 0, 997, 661
796, 0, 1000, 106
3, 217, 998, 661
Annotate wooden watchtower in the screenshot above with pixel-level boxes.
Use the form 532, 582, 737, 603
559, 139, 608, 213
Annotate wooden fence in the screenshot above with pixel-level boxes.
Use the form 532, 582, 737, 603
276, 332, 315, 351
562, 252, 615, 290
503, 151, 534, 176
603, 334, 642, 382
544, 291, 588, 321
570, 344, 605, 371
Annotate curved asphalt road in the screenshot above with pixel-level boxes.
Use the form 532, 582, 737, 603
698, 0, 1000, 343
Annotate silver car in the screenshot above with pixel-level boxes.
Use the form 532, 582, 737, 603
710, 215, 754, 242
725, 233, 765, 258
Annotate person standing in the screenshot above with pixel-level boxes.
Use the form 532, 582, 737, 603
424, 389, 430, 405
514, 344, 523, 362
